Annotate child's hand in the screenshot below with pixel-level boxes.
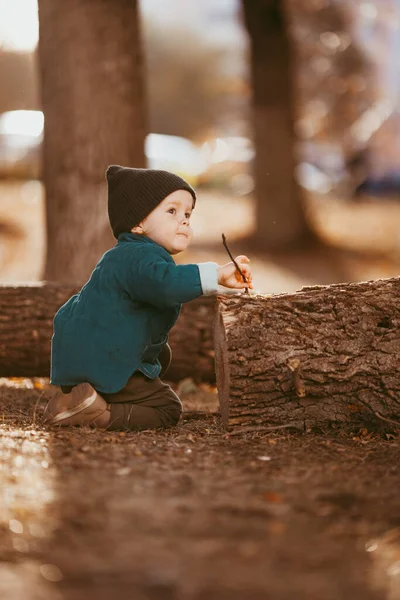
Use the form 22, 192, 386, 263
218, 255, 253, 290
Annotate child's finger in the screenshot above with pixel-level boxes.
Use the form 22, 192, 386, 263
235, 270, 245, 282
241, 267, 252, 281
236, 274, 253, 289
235, 255, 250, 264
235, 268, 250, 281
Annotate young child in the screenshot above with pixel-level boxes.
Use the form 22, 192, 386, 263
43, 165, 253, 431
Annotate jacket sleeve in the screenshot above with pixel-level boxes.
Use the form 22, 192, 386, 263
126, 247, 218, 308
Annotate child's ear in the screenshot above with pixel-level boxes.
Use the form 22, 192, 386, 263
131, 225, 143, 234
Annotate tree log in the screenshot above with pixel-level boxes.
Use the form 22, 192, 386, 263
168, 295, 216, 383
215, 278, 400, 431
0, 284, 215, 382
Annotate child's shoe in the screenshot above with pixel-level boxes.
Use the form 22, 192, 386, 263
43, 382, 110, 427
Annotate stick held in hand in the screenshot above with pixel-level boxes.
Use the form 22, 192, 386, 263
221, 233, 249, 294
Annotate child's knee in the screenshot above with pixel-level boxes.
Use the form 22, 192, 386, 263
164, 398, 182, 427
170, 405, 182, 426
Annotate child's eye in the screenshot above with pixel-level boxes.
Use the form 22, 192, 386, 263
167, 208, 176, 215
185, 213, 191, 219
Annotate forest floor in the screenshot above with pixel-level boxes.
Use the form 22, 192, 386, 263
1, 380, 400, 600
1, 182, 400, 599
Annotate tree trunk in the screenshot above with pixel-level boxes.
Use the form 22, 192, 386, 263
215, 278, 400, 432
38, 0, 147, 284
0, 285, 215, 382
241, 0, 310, 249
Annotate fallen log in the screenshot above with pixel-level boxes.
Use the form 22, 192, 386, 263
214, 278, 400, 432
0, 284, 216, 382
168, 295, 215, 382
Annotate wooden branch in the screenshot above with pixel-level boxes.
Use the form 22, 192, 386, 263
0, 284, 216, 381
214, 277, 400, 432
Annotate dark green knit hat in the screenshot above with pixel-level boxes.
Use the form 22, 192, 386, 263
106, 165, 196, 239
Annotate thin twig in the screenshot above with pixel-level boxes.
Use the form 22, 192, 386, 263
228, 422, 304, 436
221, 233, 249, 294
375, 411, 400, 429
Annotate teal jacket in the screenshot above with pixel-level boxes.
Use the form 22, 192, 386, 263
50, 232, 218, 393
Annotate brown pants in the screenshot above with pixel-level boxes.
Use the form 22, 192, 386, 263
61, 344, 182, 432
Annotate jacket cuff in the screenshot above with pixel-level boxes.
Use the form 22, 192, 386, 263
198, 262, 218, 296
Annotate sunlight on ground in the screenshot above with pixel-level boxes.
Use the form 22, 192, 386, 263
0, 427, 55, 530
0, 425, 61, 600
308, 194, 400, 255
0, 561, 62, 600
366, 528, 400, 599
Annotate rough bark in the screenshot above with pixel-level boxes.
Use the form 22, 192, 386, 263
0, 284, 215, 382
38, 0, 147, 283
241, 0, 311, 248
215, 278, 400, 432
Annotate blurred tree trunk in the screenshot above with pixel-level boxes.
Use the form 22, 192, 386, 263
242, 0, 311, 249
38, 0, 147, 283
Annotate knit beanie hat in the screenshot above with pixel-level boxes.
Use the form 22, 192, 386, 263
106, 165, 197, 239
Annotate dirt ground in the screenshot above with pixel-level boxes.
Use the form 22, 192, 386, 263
1, 379, 400, 600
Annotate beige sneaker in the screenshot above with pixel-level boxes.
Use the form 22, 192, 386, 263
43, 382, 110, 427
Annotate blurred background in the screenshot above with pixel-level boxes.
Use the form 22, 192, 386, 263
1, 0, 400, 291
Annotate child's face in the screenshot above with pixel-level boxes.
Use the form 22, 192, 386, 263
132, 189, 194, 255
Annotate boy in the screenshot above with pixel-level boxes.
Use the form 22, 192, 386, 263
43, 165, 253, 431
